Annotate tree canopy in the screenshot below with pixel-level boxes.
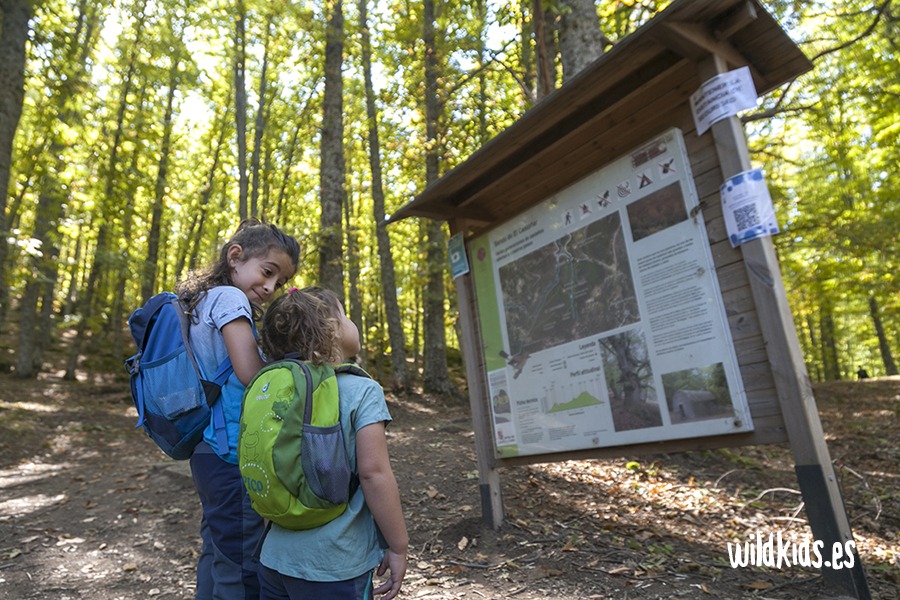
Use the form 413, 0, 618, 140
1, 0, 897, 383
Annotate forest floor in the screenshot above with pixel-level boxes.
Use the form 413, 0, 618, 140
0, 365, 898, 599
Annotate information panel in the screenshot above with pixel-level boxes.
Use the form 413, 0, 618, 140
469, 128, 752, 457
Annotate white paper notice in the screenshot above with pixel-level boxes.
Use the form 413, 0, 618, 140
690, 66, 758, 135
720, 168, 779, 247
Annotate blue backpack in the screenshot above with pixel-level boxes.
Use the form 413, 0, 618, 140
125, 292, 233, 460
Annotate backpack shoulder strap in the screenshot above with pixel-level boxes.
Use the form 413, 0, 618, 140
278, 358, 348, 427
334, 363, 371, 379
179, 296, 234, 457
173, 296, 233, 399
324, 362, 365, 495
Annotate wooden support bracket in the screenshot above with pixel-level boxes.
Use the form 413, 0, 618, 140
660, 20, 764, 84
713, 1, 758, 40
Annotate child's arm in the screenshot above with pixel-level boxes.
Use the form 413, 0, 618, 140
221, 318, 265, 385
357, 421, 408, 600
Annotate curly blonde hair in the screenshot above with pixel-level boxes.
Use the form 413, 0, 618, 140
260, 287, 343, 365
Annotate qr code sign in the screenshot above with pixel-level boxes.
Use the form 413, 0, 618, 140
734, 204, 760, 231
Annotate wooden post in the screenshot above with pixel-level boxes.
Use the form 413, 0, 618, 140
699, 54, 870, 599
450, 220, 505, 528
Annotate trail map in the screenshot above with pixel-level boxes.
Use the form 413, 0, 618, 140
499, 213, 639, 357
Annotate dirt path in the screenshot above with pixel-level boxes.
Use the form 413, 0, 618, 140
0, 374, 897, 599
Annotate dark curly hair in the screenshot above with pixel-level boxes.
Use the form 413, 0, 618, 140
260, 286, 344, 364
176, 218, 300, 316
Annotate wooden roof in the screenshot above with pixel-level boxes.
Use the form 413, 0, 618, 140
389, 0, 812, 232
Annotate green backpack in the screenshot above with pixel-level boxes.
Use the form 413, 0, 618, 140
238, 358, 370, 530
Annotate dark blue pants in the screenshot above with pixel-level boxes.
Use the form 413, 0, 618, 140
259, 565, 374, 600
191, 444, 265, 599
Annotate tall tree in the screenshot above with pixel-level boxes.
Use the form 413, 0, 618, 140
19, 0, 103, 376
421, 0, 455, 395
273, 84, 317, 223
234, 0, 249, 220
250, 15, 272, 219
359, 0, 408, 390
142, 14, 184, 303
66, 0, 147, 379
752, 0, 900, 379
868, 297, 898, 375
110, 85, 149, 362
532, 0, 557, 99
0, 0, 33, 334
319, 0, 346, 300
344, 193, 363, 353
175, 96, 231, 280
274, 102, 305, 223
475, 0, 489, 142
820, 302, 841, 381
519, 0, 534, 104
18, 188, 64, 377
558, 0, 604, 81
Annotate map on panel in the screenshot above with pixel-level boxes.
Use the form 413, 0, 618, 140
499, 212, 639, 359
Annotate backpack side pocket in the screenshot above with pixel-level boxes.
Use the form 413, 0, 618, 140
301, 423, 352, 505
140, 349, 205, 419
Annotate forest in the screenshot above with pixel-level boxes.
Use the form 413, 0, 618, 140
0, 0, 897, 388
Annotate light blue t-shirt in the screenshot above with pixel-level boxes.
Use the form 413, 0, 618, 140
190, 286, 256, 463
260, 373, 393, 581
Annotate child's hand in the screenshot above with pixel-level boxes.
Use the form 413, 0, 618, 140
373, 549, 406, 599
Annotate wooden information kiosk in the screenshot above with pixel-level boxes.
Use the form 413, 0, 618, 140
391, 1, 870, 596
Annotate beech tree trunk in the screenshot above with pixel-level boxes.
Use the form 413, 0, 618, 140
422, 0, 455, 395
476, 0, 488, 142
143, 50, 181, 303
275, 86, 317, 224
820, 307, 841, 381
251, 17, 271, 219
359, 0, 408, 390
67, 1, 145, 379
557, 0, 605, 82
344, 197, 364, 360
869, 296, 898, 375
532, 0, 557, 100
520, 0, 534, 105
177, 100, 229, 279
18, 189, 63, 377
0, 0, 33, 334
110, 86, 147, 361
319, 0, 346, 301
22, 0, 100, 376
234, 0, 249, 220
805, 310, 822, 382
